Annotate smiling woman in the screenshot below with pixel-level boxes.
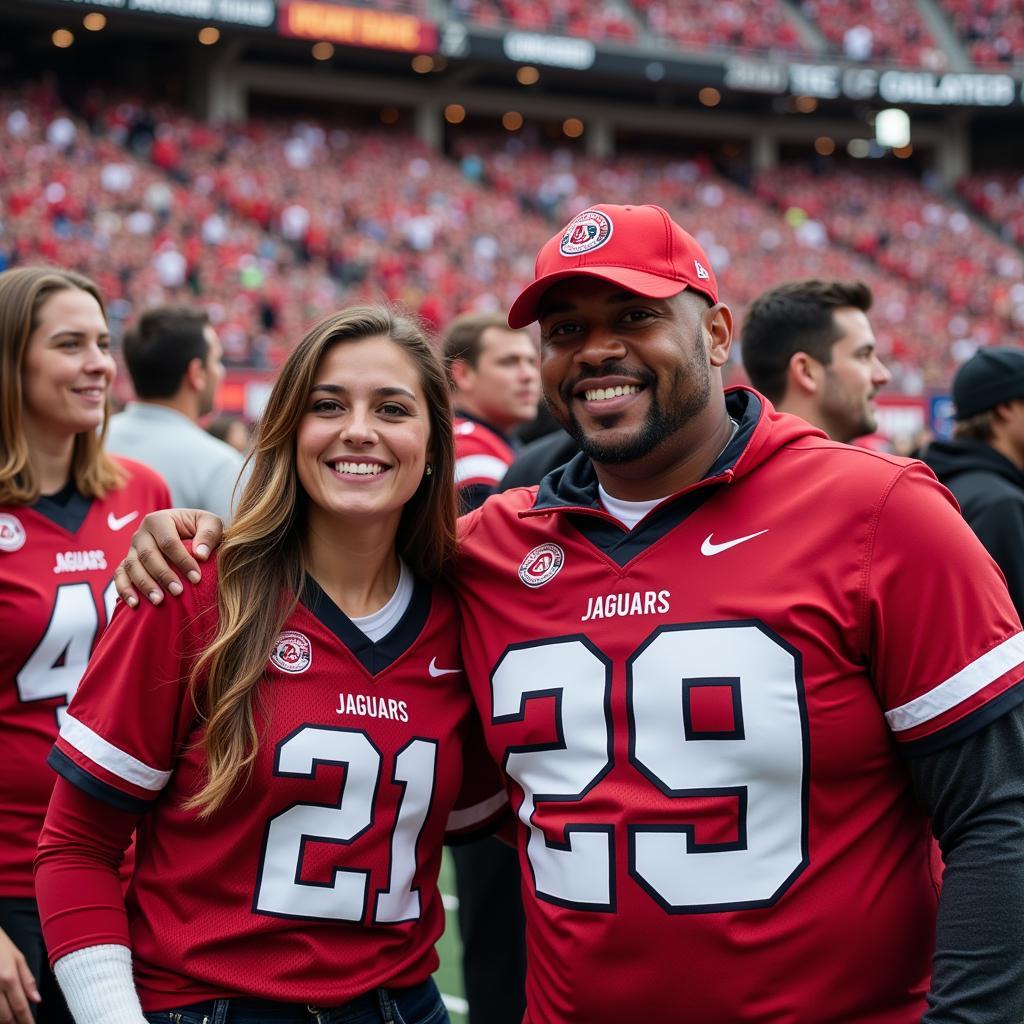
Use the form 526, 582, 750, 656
0, 266, 170, 1024
33, 305, 507, 1024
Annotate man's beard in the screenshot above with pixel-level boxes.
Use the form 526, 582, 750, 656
554, 349, 712, 466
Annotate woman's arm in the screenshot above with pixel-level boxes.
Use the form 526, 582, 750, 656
34, 779, 147, 1024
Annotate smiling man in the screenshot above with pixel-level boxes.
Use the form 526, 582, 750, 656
116, 205, 1024, 1024
739, 279, 891, 443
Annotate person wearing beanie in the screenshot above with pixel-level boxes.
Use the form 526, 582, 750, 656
923, 347, 1024, 618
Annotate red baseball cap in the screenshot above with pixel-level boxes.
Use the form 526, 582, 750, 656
507, 203, 719, 329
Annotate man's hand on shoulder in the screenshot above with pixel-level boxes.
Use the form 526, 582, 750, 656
114, 509, 224, 608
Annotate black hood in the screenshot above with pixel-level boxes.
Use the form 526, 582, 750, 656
922, 439, 1024, 488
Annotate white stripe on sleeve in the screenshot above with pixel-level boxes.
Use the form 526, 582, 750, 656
885, 631, 1024, 733
446, 789, 509, 832
454, 454, 509, 487
59, 713, 172, 792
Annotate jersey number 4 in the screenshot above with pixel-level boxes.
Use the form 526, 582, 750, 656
16, 581, 116, 726
254, 725, 437, 924
492, 622, 810, 914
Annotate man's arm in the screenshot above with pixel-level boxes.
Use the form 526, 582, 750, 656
911, 704, 1024, 1022
113, 509, 223, 606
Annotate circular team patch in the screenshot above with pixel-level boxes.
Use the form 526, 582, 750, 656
518, 543, 565, 588
560, 209, 613, 257
270, 631, 312, 674
0, 513, 26, 553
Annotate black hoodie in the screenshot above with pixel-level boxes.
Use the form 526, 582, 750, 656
923, 438, 1024, 620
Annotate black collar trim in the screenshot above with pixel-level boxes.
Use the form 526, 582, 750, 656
300, 572, 433, 676
524, 391, 762, 567
32, 483, 93, 535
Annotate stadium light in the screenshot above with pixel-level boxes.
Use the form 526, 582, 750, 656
814, 136, 835, 156
516, 66, 540, 86
198, 26, 220, 45
312, 42, 333, 61
411, 54, 433, 73
444, 104, 466, 125
562, 118, 584, 138
52, 28, 73, 48
698, 88, 721, 107
82, 13, 106, 31
502, 111, 523, 131
876, 108, 911, 149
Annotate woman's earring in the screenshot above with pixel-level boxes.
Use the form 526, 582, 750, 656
425, 464, 433, 476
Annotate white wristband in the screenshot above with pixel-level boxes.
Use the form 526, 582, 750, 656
54, 944, 148, 1024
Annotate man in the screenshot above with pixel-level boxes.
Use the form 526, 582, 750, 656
442, 312, 540, 1024
115, 205, 1024, 1023
106, 307, 245, 522
923, 347, 1024, 619
442, 313, 541, 513
740, 278, 891, 442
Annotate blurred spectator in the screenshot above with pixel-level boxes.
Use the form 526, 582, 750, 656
741, 279, 891, 442
923, 348, 1024, 619
206, 413, 252, 455
106, 306, 245, 521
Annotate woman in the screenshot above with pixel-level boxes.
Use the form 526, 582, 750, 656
35, 307, 506, 1024
0, 267, 170, 1024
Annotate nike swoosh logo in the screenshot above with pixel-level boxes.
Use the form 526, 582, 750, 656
701, 530, 768, 556
428, 657, 462, 678
107, 510, 139, 532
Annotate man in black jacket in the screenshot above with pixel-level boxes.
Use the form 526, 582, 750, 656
923, 347, 1024, 619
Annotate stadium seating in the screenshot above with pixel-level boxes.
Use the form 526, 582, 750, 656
958, 171, 1024, 247
939, 0, 1024, 67
3, 83, 1022, 393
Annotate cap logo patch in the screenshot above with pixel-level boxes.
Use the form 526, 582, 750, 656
270, 631, 312, 674
0, 514, 26, 553
694, 260, 710, 280
560, 210, 613, 257
519, 542, 565, 588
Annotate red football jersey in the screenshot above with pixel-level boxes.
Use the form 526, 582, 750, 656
453, 415, 515, 491
0, 458, 169, 897
454, 390, 1024, 1024
49, 558, 507, 1010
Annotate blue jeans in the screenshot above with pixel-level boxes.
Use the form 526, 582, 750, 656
143, 978, 448, 1024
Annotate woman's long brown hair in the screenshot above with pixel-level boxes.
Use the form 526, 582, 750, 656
187, 306, 457, 815
0, 266, 125, 505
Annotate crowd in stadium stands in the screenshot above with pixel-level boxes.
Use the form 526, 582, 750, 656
959, 172, 1024, 247
443, 0, 1024, 71
939, 0, 1024, 66
628, 0, 801, 54
798, 0, 944, 66
754, 165, 1024, 375
2, 83, 1023, 395
450, 0, 637, 44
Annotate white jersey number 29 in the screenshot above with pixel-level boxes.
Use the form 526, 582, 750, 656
491, 622, 808, 914
16, 581, 116, 726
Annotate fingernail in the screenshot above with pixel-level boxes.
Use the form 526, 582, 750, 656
196, 544, 210, 558
148, 590, 162, 604
187, 570, 201, 584
126, 595, 138, 608
168, 581, 183, 596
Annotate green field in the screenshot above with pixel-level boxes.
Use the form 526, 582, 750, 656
434, 851, 468, 1023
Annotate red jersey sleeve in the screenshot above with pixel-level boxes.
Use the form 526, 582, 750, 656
865, 461, 1024, 752
35, 778, 138, 963
49, 563, 217, 810
453, 419, 515, 491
